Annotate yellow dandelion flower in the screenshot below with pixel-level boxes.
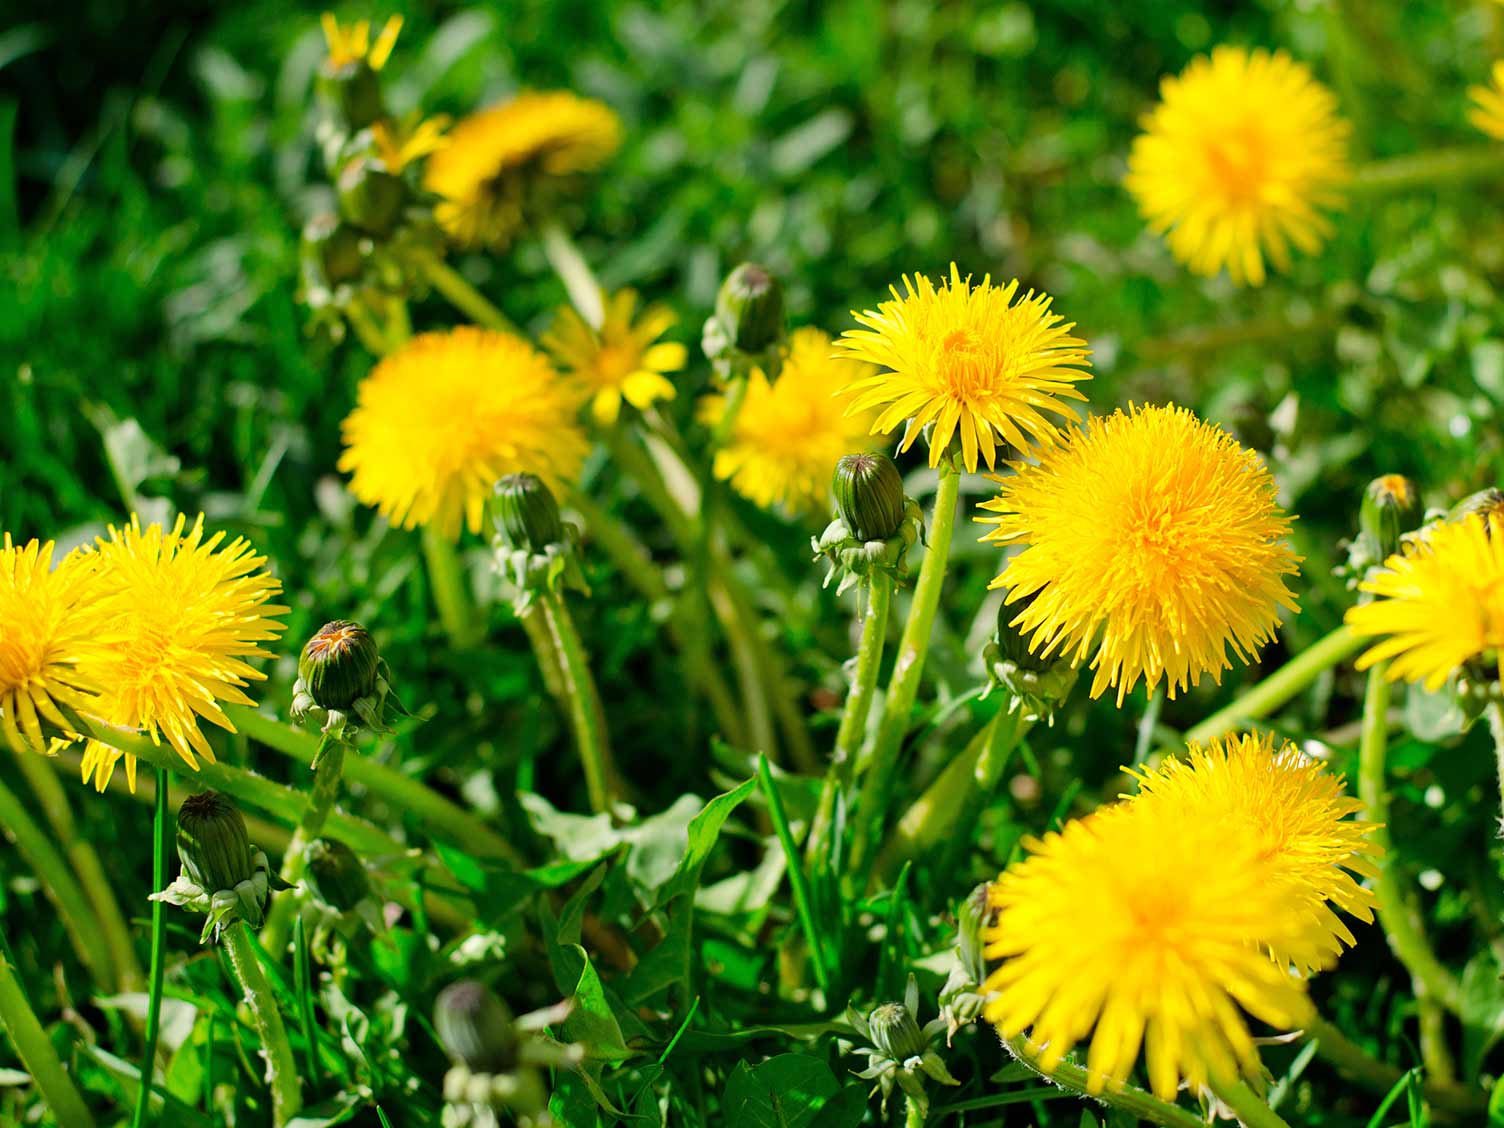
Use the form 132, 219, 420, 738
320, 13, 403, 71
1125, 46, 1350, 286
0, 536, 107, 756
372, 115, 449, 175
983, 800, 1316, 1100
1470, 63, 1504, 141
835, 264, 1091, 474
339, 326, 588, 541
700, 327, 879, 514
77, 514, 288, 792
1347, 513, 1504, 690
423, 91, 621, 250
543, 289, 686, 426
1129, 732, 1380, 973
977, 404, 1299, 705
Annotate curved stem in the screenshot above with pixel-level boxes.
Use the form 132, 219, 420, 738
1349, 145, 1504, 195
1209, 1079, 1292, 1128
1299, 1010, 1484, 1114
1486, 700, 1504, 838
131, 770, 169, 1128
1001, 1034, 1207, 1128
1358, 665, 1464, 1016
850, 466, 962, 872
262, 739, 349, 954
421, 525, 484, 651
416, 250, 520, 334
539, 219, 604, 330
222, 923, 302, 1126
0, 924, 96, 1128
1183, 625, 1364, 745
520, 605, 568, 704
541, 592, 618, 815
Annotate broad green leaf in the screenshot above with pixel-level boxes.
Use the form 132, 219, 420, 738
654, 777, 757, 908
1460, 951, 1504, 1078
723, 1054, 843, 1128
623, 896, 694, 1005
519, 792, 623, 863
564, 944, 633, 1062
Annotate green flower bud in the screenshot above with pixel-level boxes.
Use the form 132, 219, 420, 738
715, 262, 784, 353
1453, 487, 1504, 531
435, 980, 517, 1073
337, 157, 406, 237
994, 592, 1051, 674
1361, 475, 1417, 560
304, 838, 371, 913
299, 621, 381, 713
176, 792, 255, 894
956, 882, 994, 984
833, 452, 906, 542
301, 214, 364, 287
868, 1002, 927, 1062
317, 61, 386, 132
493, 473, 564, 554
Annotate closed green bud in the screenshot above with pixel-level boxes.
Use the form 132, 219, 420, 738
956, 883, 993, 984
176, 792, 255, 894
337, 157, 406, 237
994, 593, 1051, 674
304, 838, 371, 913
493, 473, 564, 554
716, 262, 784, 352
1453, 487, 1504, 531
299, 621, 381, 712
317, 61, 385, 132
1361, 475, 1417, 560
833, 452, 906, 542
301, 214, 364, 287
868, 1002, 926, 1062
435, 980, 517, 1073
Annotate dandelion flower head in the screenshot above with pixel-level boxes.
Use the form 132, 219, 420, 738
544, 289, 686, 426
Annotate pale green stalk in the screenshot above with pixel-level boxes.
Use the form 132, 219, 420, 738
0, 926, 96, 1128
1486, 700, 1504, 837
1299, 1010, 1484, 1115
1001, 1034, 1207, 1128
520, 605, 568, 704
415, 250, 520, 333
539, 219, 604, 329
422, 525, 485, 651
1349, 145, 1504, 195
1208, 1079, 1292, 1128
541, 591, 618, 815
131, 770, 169, 1128
222, 923, 302, 1126
262, 739, 348, 953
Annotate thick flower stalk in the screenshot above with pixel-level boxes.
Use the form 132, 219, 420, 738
836, 264, 1091, 473
978, 403, 1300, 705
543, 288, 686, 425
1126, 45, 1350, 285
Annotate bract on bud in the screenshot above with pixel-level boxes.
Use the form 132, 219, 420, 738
176, 791, 255, 894
868, 1002, 927, 1062
299, 621, 381, 713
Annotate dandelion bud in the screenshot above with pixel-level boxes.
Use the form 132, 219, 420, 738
304, 838, 371, 913
993, 593, 1051, 674
176, 791, 255, 894
1361, 475, 1417, 560
435, 980, 517, 1073
337, 157, 406, 237
493, 473, 564, 554
955, 882, 993, 985
317, 59, 386, 132
1452, 487, 1504, 530
715, 262, 784, 353
833, 452, 906, 542
299, 621, 381, 713
868, 1002, 927, 1062
301, 214, 364, 287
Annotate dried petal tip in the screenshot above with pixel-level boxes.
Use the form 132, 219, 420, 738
715, 262, 785, 353
305, 837, 371, 913
833, 452, 906, 542
177, 791, 254, 894
299, 621, 381, 713
1361, 475, 1418, 560
493, 473, 565, 554
435, 980, 517, 1073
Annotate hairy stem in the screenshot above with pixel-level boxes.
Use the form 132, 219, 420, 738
1001, 1034, 1207, 1128
541, 591, 618, 815
1299, 1010, 1484, 1114
1208, 1079, 1292, 1128
262, 739, 349, 953
222, 923, 303, 1126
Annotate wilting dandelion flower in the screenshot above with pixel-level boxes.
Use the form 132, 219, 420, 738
1125, 46, 1350, 286
320, 13, 403, 71
78, 515, 288, 791
1347, 513, 1504, 689
1469, 62, 1504, 141
983, 801, 1317, 1100
543, 290, 686, 425
424, 92, 621, 249
978, 404, 1299, 704
1129, 732, 1380, 972
700, 328, 878, 514
0, 536, 107, 756
835, 265, 1091, 473
340, 327, 588, 541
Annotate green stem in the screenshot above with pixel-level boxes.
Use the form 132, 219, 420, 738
262, 739, 349, 954
1349, 145, 1504, 195
221, 923, 302, 1126
344, 303, 390, 356
0, 924, 96, 1128
131, 769, 169, 1128
1002, 1034, 1208, 1128
421, 525, 485, 651
539, 219, 604, 330
1299, 1010, 1485, 1115
416, 250, 520, 333
711, 581, 778, 757
9, 749, 142, 989
833, 573, 895, 778
1209, 1079, 1292, 1128
903, 1093, 925, 1128
1358, 665, 1464, 1016
520, 605, 568, 705
850, 466, 962, 872
756, 754, 829, 996
0, 768, 115, 987
1486, 700, 1504, 838
1183, 625, 1363, 745
223, 705, 520, 862
541, 591, 618, 815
